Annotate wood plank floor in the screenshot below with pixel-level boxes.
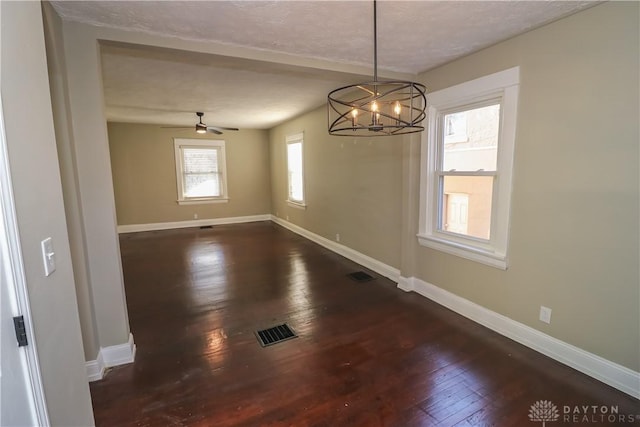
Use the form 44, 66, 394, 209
90, 222, 640, 426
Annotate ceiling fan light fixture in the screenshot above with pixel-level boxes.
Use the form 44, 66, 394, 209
195, 111, 207, 133
161, 112, 239, 134
327, 0, 427, 137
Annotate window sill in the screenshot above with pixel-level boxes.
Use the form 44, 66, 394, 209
177, 198, 229, 206
287, 200, 307, 210
416, 233, 507, 270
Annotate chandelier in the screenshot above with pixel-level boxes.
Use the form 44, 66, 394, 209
327, 0, 427, 137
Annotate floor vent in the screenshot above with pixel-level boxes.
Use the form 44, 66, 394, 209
199, 225, 213, 229
255, 324, 297, 347
347, 271, 375, 282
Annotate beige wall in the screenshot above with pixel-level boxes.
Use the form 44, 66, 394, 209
42, 2, 100, 361
405, 2, 639, 370
42, 9, 132, 360
108, 123, 271, 225
269, 106, 403, 269
1, 1, 95, 424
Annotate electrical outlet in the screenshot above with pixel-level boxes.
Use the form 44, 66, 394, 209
336, 233, 340, 242
194, 213, 198, 219
539, 306, 552, 324
286, 215, 289, 221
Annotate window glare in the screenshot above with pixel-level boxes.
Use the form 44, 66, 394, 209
183, 148, 221, 198
287, 141, 304, 202
443, 104, 500, 172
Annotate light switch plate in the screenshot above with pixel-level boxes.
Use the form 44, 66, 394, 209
40, 237, 56, 276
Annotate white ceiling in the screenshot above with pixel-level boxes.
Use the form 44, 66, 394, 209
50, 0, 598, 129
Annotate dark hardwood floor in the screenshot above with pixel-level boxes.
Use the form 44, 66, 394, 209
90, 222, 640, 426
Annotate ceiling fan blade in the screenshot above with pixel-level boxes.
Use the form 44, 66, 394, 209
206, 128, 223, 135
160, 126, 192, 129
207, 126, 239, 132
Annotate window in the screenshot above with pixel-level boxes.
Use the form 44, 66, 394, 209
174, 139, 228, 205
418, 67, 519, 269
286, 133, 305, 208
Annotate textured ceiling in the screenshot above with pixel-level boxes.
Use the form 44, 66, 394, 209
51, 0, 598, 129
100, 42, 367, 129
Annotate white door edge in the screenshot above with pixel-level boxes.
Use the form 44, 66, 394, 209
0, 90, 51, 426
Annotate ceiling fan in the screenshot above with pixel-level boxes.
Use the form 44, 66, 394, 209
163, 112, 239, 135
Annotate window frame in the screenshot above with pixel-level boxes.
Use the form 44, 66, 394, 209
418, 67, 519, 270
174, 138, 229, 205
286, 132, 306, 209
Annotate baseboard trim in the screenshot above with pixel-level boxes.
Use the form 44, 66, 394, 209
398, 276, 640, 399
85, 351, 105, 382
117, 214, 272, 234
86, 333, 136, 382
270, 216, 400, 282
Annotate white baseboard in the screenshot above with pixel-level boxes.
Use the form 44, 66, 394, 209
270, 216, 400, 282
85, 351, 105, 382
117, 214, 272, 234
86, 333, 136, 382
398, 276, 640, 399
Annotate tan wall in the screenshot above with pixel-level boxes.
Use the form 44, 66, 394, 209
269, 106, 403, 269
51, 19, 132, 353
1, 1, 95, 424
406, 2, 639, 370
108, 123, 271, 225
42, 1, 100, 361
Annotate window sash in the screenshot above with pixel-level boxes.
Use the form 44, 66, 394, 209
435, 172, 497, 243
180, 146, 222, 199
174, 139, 228, 203
436, 99, 501, 174
434, 101, 501, 243
181, 146, 222, 199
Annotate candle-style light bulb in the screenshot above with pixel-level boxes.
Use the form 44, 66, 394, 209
371, 101, 379, 125
351, 108, 358, 127
394, 101, 402, 126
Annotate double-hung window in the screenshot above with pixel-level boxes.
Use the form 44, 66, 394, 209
418, 67, 519, 269
286, 133, 306, 208
174, 139, 228, 205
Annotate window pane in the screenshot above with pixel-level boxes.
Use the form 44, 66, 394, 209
184, 174, 220, 197
183, 148, 220, 197
443, 104, 500, 172
183, 148, 218, 173
287, 142, 304, 201
440, 175, 494, 240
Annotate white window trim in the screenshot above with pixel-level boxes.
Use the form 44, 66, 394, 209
174, 138, 229, 205
417, 67, 519, 270
286, 132, 306, 209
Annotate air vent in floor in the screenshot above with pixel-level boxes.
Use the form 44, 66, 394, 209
255, 324, 297, 347
347, 271, 375, 282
